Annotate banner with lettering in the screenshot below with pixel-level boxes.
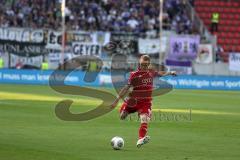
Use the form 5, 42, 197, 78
46, 31, 110, 50
138, 37, 167, 54
0, 42, 48, 57
0, 70, 240, 90
10, 54, 43, 69
168, 35, 200, 60
229, 53, 240, 71
196, 44, 213, 64
0, 27, 45, 44
0, 27, 46, 56
105, 33, 138, 55
72, 42, 102, 57
45, 31, 63, 50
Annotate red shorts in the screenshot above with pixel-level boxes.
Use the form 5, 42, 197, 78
119, 99, 152, 117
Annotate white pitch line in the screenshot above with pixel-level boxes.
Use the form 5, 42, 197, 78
0, 91, 239, 116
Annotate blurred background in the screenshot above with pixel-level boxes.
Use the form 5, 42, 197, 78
0, 0, 240, 89
0, 1, 240, 160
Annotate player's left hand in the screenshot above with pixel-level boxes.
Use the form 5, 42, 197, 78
170, 71, 177, 76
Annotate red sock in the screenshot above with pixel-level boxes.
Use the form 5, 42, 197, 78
139, 123, 148, 139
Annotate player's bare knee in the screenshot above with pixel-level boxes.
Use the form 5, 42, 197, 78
140, 114, 150, 123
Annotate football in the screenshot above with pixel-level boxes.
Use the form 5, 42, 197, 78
111, 136, 124, 150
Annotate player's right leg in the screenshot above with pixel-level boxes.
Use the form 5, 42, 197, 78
137, 135, 150, 148
136, 112, 151, 148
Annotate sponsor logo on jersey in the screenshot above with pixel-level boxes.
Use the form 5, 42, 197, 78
142, 78, 152, 84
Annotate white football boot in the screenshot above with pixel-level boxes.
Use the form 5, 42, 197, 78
136, 136, 150, 148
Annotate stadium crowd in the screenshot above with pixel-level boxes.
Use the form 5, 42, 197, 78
0, 0, 193, 34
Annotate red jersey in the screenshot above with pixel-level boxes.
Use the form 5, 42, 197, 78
127, 69, 158, 103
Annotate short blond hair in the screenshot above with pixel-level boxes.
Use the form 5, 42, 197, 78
140, 55, 150, 62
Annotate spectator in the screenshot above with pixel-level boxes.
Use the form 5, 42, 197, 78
127, 16, 139, 30
0, 56, 4, 69
215, 45, 224, 63
211, 12, 220, 33
0, 0, 193, 34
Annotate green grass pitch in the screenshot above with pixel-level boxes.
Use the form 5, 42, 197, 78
0, 84, 239, 160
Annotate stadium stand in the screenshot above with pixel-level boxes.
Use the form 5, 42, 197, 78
0, 0, 193, 34
195, 0, 240, 55
1, 0, 239, 64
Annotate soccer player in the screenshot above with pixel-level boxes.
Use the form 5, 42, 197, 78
111, 55, 177, 148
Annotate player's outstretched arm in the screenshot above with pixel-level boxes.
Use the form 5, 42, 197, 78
158, 71, 177, 77
111, 85, 131, 108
